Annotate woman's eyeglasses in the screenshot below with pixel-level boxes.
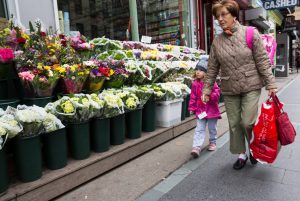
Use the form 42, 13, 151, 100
216, 12, 230, 20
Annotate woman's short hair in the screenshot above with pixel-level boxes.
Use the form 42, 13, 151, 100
212, 0, 240, 19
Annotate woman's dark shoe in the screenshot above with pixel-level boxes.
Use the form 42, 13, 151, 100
249, 154, 258, 165
233, 156, 248, 170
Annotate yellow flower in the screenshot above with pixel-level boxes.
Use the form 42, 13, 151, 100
82, 98, 89, 106
78, 72, 84, 76
109, 69, 114, 76
37, 63, 43, 70
62, 100, 75, 113
0, 126, 7, 136
70, 66, 76, 72
126, 97, 137, 109
44, 66, 51, 71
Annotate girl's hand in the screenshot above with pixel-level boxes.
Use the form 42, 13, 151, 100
202, 94, 210, 103
268, 89, 277, 96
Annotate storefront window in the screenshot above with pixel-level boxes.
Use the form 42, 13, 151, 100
57, 0, 192, 46
137, 0, 192, 46
57, 0, 130, 40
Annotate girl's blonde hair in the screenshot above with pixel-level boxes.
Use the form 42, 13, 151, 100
192, 70, 206, 80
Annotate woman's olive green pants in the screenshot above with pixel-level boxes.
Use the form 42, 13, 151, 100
223, 89, 261, 154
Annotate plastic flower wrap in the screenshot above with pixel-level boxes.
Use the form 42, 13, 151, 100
125, 61, 154, 85
0, 108, 23, 149
123, 85, 154, 107
43, 113, 65, 133
91, 37, 123, 54
150, 84, 166, 101
99, 90, 124, 118
157, 83, 183, 101
46, 96, 76, 123
115, 89, 140, 111
15, 105, 47, 137
68, 94, 91, 122
87, 93, 105, 118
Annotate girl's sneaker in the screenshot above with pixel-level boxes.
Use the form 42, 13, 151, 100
207, 143, 216, 151
191, 147, 201, 158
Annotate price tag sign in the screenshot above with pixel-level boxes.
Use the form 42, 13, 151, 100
141, 35, 152, 44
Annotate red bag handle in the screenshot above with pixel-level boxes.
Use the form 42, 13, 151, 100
271, 92, 283, 115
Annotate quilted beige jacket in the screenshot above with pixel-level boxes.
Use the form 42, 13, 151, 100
203, 22, 277, 96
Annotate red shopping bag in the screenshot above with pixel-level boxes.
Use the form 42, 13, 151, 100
250, 100, 279, 164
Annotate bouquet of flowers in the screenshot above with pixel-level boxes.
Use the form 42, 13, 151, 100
70, 33, 94, 61
150, 84, 166, 101
55, 64, 89, 94
84, 60, 113, 93
17, 65, 60, 97
87, 93, 105, 118
113, 89, 140, 111
68, 94, 91, 122
91, 37, 123, 54
125, 61, 154, 85
46, 96, 76, 123
0, 47, 14, 79
15, 105, 47, 137
99, 90, 124, 118
123, 85, 154, 107
104, 60, 129, 89
0, 108, 23, 150
156, 82, 184, 101
43, 113, 65, 133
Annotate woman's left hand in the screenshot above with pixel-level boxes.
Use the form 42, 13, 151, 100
268, 88, 277, 96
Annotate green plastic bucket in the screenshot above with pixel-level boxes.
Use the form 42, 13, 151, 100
126, 109, 142, 139
185, 94, 191, 117
0, 147, 9, 195
0, 62, 12, 80
22, 96, 53, 107
110, 114, 125, 145
0, 99, 20, 110
181, 97, 187, 121
90, 118, 110, 153
42, 128, 68, 170
67, 121, 90, 160
142, 100, 156, 132
13, 135, 42, 182
0, 79, 8, 99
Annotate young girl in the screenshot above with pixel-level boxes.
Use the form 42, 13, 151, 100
188, 55, 221, 158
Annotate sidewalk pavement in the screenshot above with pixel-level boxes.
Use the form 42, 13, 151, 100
138, 73, 300, 201
54, 73, 298, 201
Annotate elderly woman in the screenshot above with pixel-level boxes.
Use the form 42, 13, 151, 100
202, 0, 277, 170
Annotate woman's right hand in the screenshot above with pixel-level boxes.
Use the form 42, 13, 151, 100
202, 94, 210, 103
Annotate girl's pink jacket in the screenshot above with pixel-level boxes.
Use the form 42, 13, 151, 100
188, 79, 221, 119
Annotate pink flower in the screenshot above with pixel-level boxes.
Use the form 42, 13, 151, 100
18, 71, 35, 81
0, 48, 14, 63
